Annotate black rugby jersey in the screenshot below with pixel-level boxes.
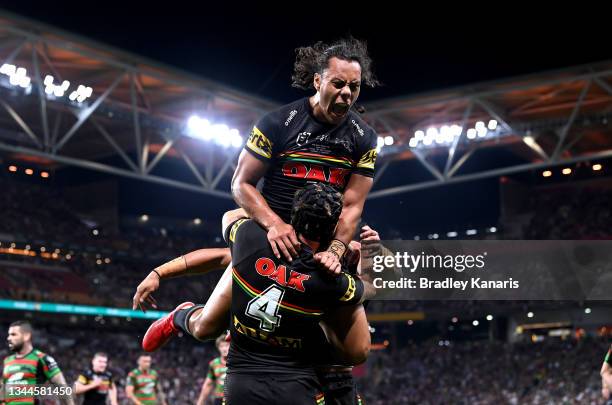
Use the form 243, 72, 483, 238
245, 98, 378, 222
224, 219, 365, 375
76, 369, 114, 405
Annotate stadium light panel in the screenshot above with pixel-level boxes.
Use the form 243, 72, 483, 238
487, 120, 498, 130
466, 128, 477, 139
592, 164, 602, 171
409, 138, 418, 148
414, 130, 424, 140
384, 136, 394, 146
542, 170, 552, 177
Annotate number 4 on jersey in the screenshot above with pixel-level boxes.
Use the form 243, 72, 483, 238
246, 285, 284, 332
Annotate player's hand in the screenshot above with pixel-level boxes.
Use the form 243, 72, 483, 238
132, 272, 160, 312
314, 251, 342, 275
359, 225, 380, 241
267, 221, 300, 261
90, 378, 103, 389
346, 241, 361, 268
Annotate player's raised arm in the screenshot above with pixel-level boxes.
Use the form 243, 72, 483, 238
132, 247, 232, 311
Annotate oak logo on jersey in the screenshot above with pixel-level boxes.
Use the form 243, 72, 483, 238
255, 258, 310, 292
247, 126, 273, 159
282, 162, 350, 187
357, 148, 377, 171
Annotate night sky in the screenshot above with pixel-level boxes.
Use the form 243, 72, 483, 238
1, 3, 609, 103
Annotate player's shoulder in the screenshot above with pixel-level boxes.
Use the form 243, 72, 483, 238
346, 110, 377, 139
3, 353, 15, 362
209, 357, 221, 366
230, 218, 266, 244
265, 98, 306, 122
128, 368, 138, 376
150, 369, 158, 376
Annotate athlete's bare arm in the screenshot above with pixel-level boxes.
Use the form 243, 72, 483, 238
196, 377, 214, 405
332, 174, 373, 254
108, 382, 118, 405
320, 304, 370, 365
125, 385, 142, 405
49, 372, 75, 405
602, 361, 612, 399
231, 150, 300, 261
132, 248, 232, 311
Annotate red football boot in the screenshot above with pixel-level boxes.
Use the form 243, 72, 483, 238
142, 302, 194, 352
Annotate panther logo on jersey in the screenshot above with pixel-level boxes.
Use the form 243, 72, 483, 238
296, 131, 311, 146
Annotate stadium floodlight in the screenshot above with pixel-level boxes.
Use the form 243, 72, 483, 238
486, 315, 493, 321
384, 136, 394, 146
450, 125, 462, 136
229, 129, 243, 148
0, 63, 16, 75
140, 214, 149, 222
193, 218, 202, 225
409, 138, 418, 148
8, 165, 17, 172
432, 233, 439, 239
414, 130, 425, 141
426, 127, 438, 138
487, 120, 498, 130
472, 320, 479, 326
584, 308, 591, 314
451, 317, 458, 323
92, 229, 99, 236
466, 128, 477, 139
466, 229, 477, 235
488, 227, 497, 233
447, 231, 457, 238
186, 115, 211, 140
25, 168, 33, 175
423, 136, 433, 146
212, 124, 231, 147
477, 126, 488, 138
527, 312, 534, 318
475, 121, 485, 129
562, 168, 572, 175
592, 164, 602, 171
542, 170, 552, 177
413, 235, 420, 240
377, 137, 385, 148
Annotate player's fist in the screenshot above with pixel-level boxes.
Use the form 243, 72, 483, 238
132, 272, 160, 312
359, 225, 379, 242
314, 251, 342, 275
267, 221, 300, 261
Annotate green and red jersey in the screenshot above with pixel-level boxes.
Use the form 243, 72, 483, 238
126, 368, 159, 405
2, 348, 62, 404
206, 357, 227, 398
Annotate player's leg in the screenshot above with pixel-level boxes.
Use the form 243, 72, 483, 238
142, 264, 232, 351
188, 263, 233, 340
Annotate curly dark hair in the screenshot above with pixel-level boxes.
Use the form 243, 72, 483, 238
291, 183, 343, 243
291, 36, 380, 91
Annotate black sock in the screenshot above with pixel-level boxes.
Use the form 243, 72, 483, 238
172, 304, 205, 337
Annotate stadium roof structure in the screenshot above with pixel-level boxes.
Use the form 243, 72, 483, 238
364, 60, 612, 198
0, 10, 278, 199
1, 10, 611, 200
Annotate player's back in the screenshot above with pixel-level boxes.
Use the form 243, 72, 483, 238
225, 218, 363, 375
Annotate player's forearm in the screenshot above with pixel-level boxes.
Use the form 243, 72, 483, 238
331, 203, 363, 256
602, 363, 612, 389
109, 387, 118, 405
322, 304, 371, 365
154, 248, 231, 279
196, 384, 212, 405
232, 180, 284, 230
73, 383, 95, 394
50, 373, 75, 405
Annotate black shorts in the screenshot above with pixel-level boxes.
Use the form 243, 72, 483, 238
225, 372, 325, 405
316, 370, 363, 405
